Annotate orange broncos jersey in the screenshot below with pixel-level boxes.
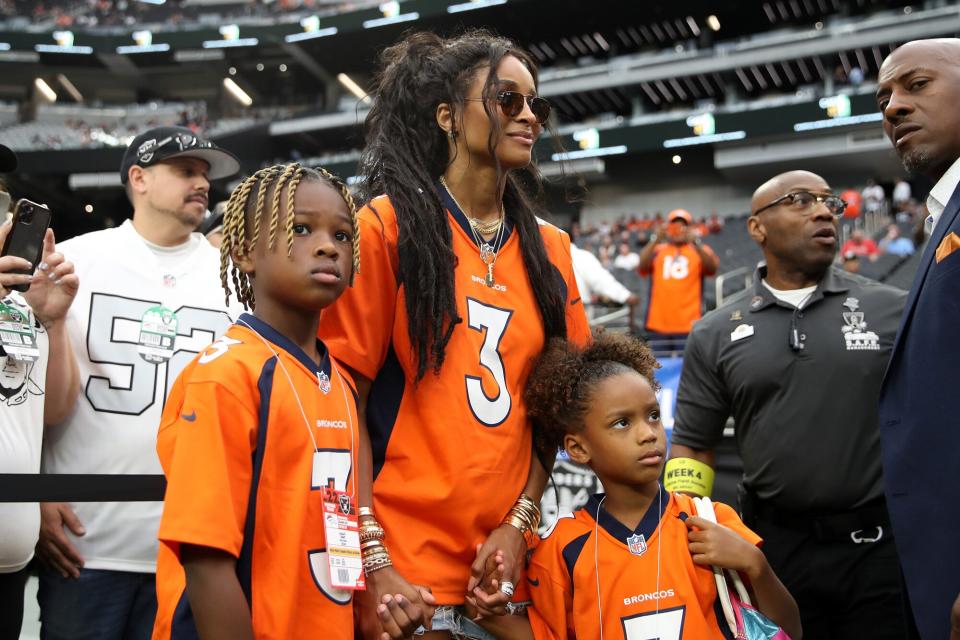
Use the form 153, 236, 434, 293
527, 490, 761, 640
318, 189, 590, 602
640, 243, 718, 334
153, 314, 359, 640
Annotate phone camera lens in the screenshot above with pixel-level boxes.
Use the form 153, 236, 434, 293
20, 204, 34, 223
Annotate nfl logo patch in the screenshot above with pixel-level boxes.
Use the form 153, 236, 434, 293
318, 371, 331, 394
162, 274, 176, 288
626, 533, 647, 556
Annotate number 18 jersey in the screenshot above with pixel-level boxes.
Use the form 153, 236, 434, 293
318, 192, 590, 602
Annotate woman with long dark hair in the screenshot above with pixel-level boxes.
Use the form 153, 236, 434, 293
319, 29, 589, 638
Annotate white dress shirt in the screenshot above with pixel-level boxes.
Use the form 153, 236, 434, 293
926, 156, 960, 235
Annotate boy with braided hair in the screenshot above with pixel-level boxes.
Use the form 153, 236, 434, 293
153, 163, 428, 640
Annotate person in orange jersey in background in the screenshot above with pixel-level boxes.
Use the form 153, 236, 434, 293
637, 209, 719, 352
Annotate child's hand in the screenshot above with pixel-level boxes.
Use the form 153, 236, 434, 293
377, 586, 437, 640
684, 515, 764, 580
465, 547, 509, 620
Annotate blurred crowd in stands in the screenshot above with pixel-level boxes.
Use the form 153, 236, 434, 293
572, 211, 726, 271
0, 0, 377, 28
573, 178, 928, 319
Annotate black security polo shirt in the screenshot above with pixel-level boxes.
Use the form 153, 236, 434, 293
671, 266, 906, 512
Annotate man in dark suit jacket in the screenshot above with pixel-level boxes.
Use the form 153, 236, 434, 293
877, 38, 960, 640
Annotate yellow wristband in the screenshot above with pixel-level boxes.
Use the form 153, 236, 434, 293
663, 457, 715, 496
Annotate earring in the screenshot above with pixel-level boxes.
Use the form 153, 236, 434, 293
447, 130, 457, 139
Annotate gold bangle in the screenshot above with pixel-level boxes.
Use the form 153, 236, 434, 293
359, 507, 376, 518
363, 558, 393, 575
359, 526, 385, 543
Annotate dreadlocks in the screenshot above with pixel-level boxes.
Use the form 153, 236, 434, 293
219, 162, 359, 310
360, 29, 568, 381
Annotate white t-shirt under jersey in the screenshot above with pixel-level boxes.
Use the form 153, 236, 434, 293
0, 293, 49, 573
43, 220, 241, 573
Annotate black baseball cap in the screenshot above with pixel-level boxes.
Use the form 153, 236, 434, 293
0, 144, 17, 173
120, 126, 240, 184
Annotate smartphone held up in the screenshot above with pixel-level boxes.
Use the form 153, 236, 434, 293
1, 199, 53, 292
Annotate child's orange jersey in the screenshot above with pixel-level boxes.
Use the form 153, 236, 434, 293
318, 190, 590, 602
640, 242, 718, 334
153, 314, 359, 640
527, 490, 761, 640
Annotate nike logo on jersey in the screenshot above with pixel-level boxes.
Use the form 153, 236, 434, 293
182, 411, 197, 422
570, 297, 581, 306
527, 577, 540, 587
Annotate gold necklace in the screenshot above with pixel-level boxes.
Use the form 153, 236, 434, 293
440, 176, 506, 287
469, 217, 503, 236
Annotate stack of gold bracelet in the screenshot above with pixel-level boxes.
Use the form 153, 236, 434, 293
359, 507, 392, 575
501, 494, 541, 535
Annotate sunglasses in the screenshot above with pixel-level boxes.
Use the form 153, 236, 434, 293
465, 91, 551, 124
754, 190, 847, 217
138, 133, 213, 163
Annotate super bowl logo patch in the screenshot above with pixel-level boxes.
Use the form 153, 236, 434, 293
626, 533, 648, 557
841, 297, 879, 351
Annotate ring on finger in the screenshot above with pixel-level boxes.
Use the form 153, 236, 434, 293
499, 580, 515, 597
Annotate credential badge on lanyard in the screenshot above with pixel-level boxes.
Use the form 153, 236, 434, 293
321, 478, 365, 590
137, 305, 179, 363
0, 301, 40, 362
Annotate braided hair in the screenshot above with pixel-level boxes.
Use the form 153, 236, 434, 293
524, 331, 660, 467
219, 162, 359, 310
360, 29, 568, 380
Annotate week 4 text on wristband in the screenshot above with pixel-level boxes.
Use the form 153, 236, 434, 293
663, 457, 715, 496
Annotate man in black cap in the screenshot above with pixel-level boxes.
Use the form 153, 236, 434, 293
36, 127, 243, 639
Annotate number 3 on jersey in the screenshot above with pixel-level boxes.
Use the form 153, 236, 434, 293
465, 298, 514, 427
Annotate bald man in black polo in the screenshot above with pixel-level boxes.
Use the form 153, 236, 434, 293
669, 170, 908, 638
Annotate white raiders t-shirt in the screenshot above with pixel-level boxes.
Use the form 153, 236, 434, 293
0, 293, 49, 572
43, 220, 241, 573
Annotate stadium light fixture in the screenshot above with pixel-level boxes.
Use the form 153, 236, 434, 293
363, 12, 420, 28
337, 73, 371, 104
35, 43, 93, 54
84, 204, 94, 213
117, 43, 170, 54
662, 131, 746, 148
285, 27, 338, 42
706, 15, 721, 31
447, 0, 507, 13
0, 43, 10, 51
34, 78, 57, 102
223, 77, 253, 107
550, 145, 628, 162
204, 37, 259, 49
57, 73, 84, 103
672, 155, 682, 165
792, 113, 883, 132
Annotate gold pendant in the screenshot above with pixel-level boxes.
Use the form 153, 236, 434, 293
485, 264, 495, 287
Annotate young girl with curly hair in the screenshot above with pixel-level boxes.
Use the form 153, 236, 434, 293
520, 331, 801, 639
